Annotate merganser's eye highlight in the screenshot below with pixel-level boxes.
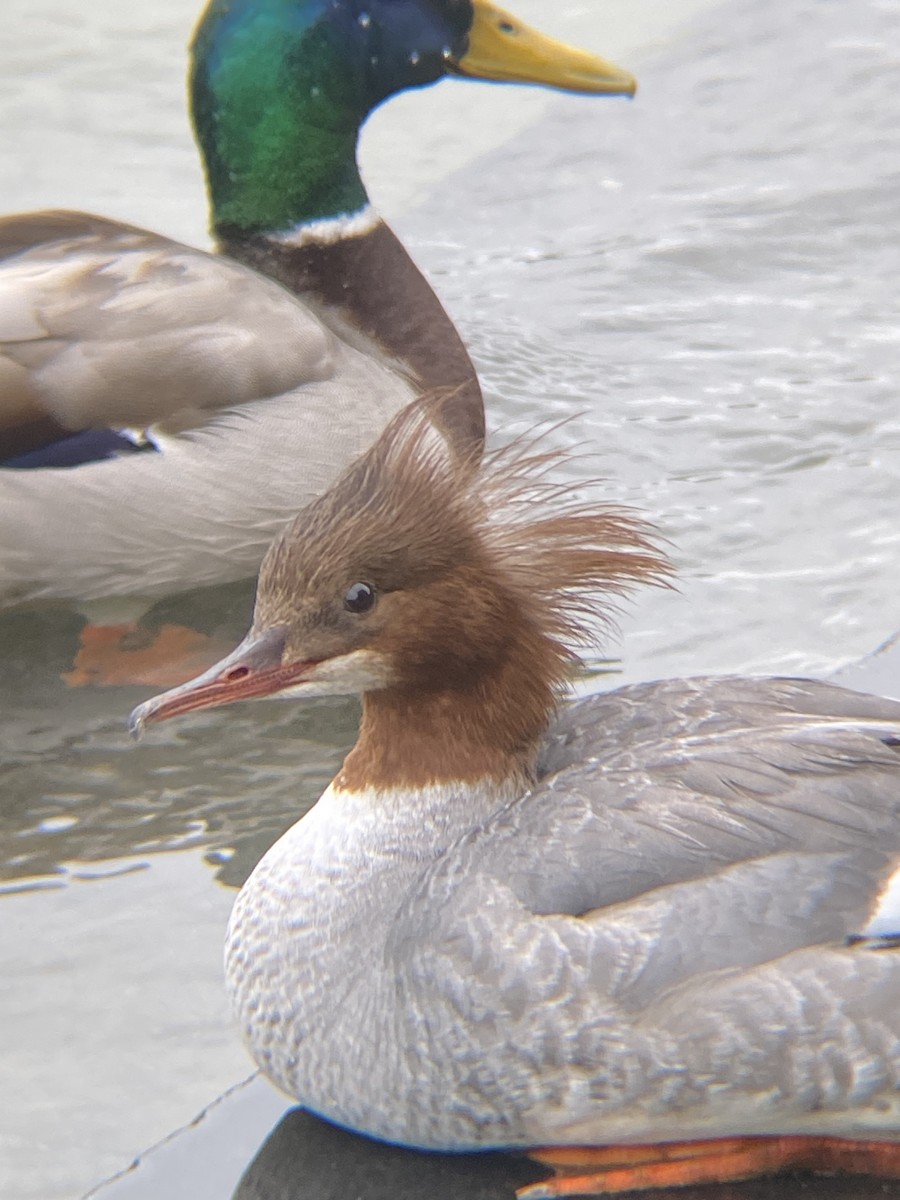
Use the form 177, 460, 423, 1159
344, 581, 377, 614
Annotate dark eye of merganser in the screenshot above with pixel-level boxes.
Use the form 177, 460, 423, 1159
344, 581, 377, 614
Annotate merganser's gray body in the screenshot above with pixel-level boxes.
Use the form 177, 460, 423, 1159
226, 675, 900, 1151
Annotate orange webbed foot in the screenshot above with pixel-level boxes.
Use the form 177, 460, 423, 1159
518, 1136, 900, 1197
62, 622, 232, 688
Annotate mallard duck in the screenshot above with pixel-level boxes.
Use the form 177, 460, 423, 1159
132, 396, 900, 1195
0, 0, 636, 612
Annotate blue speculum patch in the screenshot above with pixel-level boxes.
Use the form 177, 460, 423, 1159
3, 430, 158, 470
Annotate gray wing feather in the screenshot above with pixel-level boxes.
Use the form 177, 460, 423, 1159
505, 676, 900, 916
395, 677, 900, 1142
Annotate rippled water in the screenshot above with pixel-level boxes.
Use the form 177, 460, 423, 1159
2, 0, 899, 1196
442, 0, 900, 682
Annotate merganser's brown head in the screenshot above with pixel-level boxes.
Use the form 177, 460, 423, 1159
130, 395, 671, 788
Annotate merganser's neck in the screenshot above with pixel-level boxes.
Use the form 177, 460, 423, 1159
336, 634, 560, 795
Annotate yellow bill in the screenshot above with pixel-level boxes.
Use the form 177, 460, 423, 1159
454, 0, 637, 97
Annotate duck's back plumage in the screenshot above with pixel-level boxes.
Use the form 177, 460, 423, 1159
217, 676, 900, 1153
0, 210, 423, 603
0, 210, 386, 444
0, 222, 415, 603
386, 676, 900, 1147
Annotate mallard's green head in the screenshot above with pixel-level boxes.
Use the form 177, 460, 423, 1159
191, 0, 636, 238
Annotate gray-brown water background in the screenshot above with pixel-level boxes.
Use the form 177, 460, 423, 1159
2, 0, 900, 1196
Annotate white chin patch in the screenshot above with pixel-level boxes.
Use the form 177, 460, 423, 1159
277, 648, 393, 700
860, 861, 900, 939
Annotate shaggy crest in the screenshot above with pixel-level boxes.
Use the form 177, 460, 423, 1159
473, 426, 673, 672
259, 391, 673, 688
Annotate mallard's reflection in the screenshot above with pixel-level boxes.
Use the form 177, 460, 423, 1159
0, 591, 359, 889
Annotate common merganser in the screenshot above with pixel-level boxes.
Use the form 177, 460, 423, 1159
131, 396, 900, 1194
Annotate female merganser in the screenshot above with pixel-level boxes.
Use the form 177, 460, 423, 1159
131, 396, 900, 1194
0, 0, 635, 611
